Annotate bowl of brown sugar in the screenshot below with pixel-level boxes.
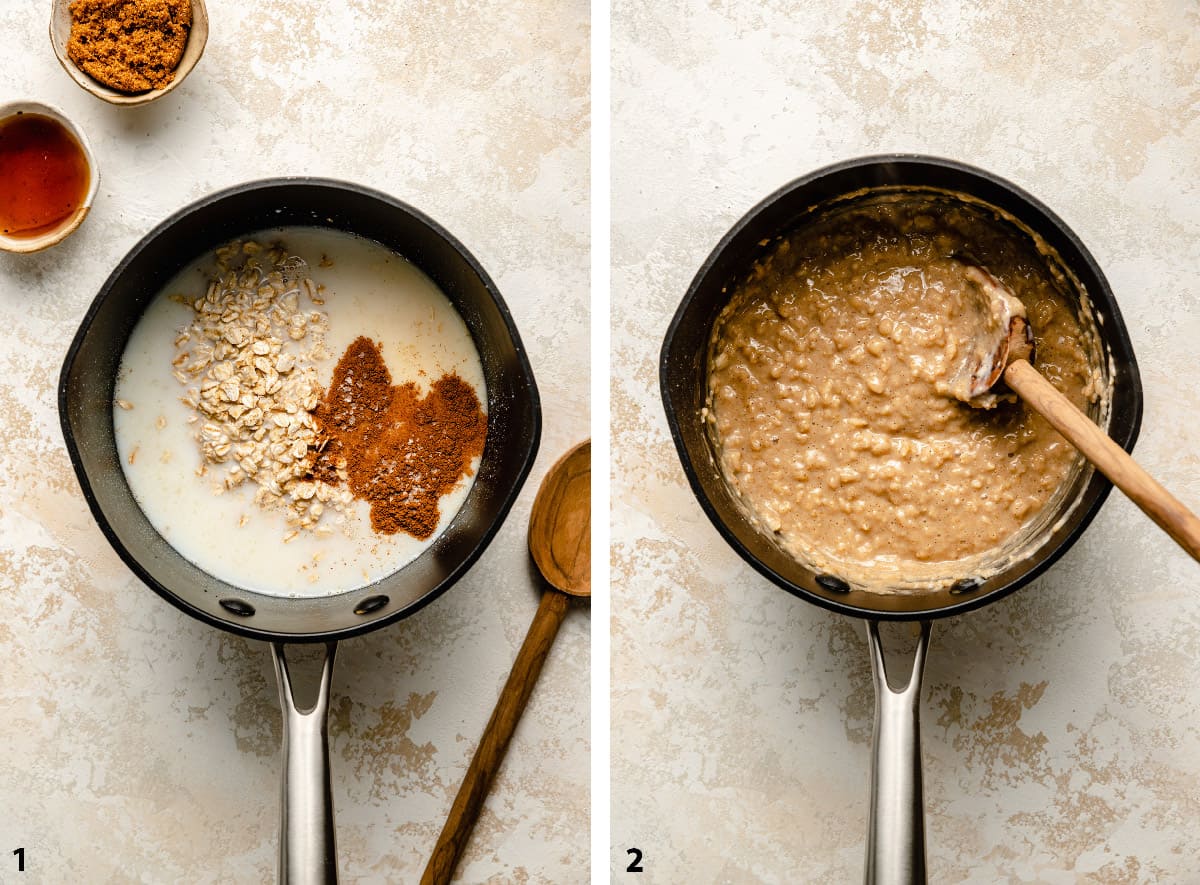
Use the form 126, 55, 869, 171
50, 0, 209, 106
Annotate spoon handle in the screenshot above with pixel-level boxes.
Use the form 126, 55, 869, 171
422, 590, 571, 885
1005, 358, 1200, 562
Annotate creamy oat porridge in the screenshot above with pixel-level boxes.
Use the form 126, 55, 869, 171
705, 196, 1101, 590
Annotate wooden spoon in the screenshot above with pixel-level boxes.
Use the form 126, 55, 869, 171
422, 440, 591, 885
955, 266, 1200, 562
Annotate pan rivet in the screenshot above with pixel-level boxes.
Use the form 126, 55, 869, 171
353, 595, 390, 616
815, 573, 850, 594
219, 598, 256, 617
949, 578, 982, 595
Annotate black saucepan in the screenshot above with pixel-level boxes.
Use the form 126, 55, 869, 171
661, 156, 1142, 883
59, 179, 541, 882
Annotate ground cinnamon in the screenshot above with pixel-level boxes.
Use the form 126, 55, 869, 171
67, 0, 191, 94
309, 336, 487, 539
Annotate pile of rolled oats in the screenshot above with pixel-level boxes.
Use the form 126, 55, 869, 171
172, 240, 352, 538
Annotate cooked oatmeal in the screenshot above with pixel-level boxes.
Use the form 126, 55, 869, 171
705, 196, 1101, 590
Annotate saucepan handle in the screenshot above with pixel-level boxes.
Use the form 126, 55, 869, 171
864, 620, 932, 885
272, 641, 339, 885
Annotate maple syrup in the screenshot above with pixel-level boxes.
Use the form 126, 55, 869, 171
0, 112, 91, 239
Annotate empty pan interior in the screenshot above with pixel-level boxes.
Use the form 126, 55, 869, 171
60, 179, 541, 641
661, 156, 1142, 619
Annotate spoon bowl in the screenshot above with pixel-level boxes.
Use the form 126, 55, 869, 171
951, 264, 1034, 404
528, 440, 592, 596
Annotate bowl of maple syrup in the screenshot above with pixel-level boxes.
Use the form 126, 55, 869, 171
0, 101, 98, 254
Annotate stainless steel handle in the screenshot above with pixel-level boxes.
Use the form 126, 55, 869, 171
865, 620, 931, 885
272, 641, 339, 885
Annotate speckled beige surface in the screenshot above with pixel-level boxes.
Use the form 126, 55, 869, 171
612, 1, 1199, 882
0, 1, 588, 882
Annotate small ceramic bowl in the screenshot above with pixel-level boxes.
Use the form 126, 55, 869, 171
49, 0, 209, 107
0, 101, 99, 254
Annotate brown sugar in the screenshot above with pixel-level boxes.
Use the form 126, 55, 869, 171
309, 336, 488, 539
67, 0, 192, 94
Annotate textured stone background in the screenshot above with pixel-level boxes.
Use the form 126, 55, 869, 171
0, 1, 588, 882
612, 1, 1199, 882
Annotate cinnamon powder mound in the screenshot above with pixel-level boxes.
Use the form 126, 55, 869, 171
67, 0, 191, 94
310, 336, 487, 539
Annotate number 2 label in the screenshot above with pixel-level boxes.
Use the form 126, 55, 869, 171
626, 847, 643, 872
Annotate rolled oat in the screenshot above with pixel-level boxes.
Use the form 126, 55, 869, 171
173, 241, 352, 532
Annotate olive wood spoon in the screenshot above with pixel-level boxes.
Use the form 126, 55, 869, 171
422, 440, 591, 885
957, 266, 1200, 562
